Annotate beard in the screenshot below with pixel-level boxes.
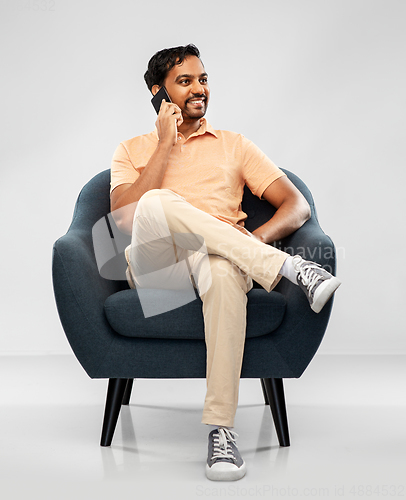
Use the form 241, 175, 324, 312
182, 97, 208, 120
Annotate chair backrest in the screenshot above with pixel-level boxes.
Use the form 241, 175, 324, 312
69, 169, 112, 233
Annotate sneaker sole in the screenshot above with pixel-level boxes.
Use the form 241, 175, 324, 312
206, 461, 246, 481
311, 276, 341, 313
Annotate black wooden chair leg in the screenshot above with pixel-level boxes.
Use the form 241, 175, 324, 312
122, 379, 134, 406
260, 378, 270, 405
262, 378, 290, 447
100, 378, 128, 447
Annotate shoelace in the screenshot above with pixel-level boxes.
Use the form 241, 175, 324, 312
292, 256, 322, 296
211, 428, 238, 461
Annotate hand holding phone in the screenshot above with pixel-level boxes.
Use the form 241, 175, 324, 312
151, 86, 172, 114
151, 87, 183, 146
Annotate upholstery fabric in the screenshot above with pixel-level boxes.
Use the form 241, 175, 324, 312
104, 288, 286, 340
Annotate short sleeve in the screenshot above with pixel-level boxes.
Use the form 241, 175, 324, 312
240, 136, 286, 198
110, 142, 140, 194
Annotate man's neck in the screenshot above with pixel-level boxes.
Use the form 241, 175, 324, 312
178, 118, 202, 140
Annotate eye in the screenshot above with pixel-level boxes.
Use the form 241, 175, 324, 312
200, 78, 208, 84
180, 79, 190, 85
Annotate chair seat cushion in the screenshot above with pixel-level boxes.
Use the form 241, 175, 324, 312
104, 288, 286, 340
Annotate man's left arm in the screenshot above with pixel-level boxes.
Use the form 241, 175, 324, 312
251, 176, 311, 244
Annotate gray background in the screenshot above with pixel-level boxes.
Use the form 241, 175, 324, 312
1, 0, 405, 354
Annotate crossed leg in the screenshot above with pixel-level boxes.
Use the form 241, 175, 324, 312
128, 188, 289, 426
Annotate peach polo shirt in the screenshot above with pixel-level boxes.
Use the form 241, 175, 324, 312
110, 119, 286, 228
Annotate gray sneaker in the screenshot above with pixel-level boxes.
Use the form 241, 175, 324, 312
206, 427, 246, 481
293, 255, 341, 313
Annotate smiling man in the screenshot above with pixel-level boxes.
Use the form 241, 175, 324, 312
110, 44, 341, 481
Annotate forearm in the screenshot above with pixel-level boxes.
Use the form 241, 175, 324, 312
252, 198, 311, 244
113, 142, 172, 210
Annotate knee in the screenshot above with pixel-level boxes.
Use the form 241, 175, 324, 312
135, 189, 162, 220
140, 188, 181, 202
137, 189, 175, 216
139, 189, 163, 202
137, 189, 189, 231
138, 189, 184, 215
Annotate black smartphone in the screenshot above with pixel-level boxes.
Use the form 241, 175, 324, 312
151, 86, 172, 114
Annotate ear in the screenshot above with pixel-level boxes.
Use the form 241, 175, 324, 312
152, 85, 161, 96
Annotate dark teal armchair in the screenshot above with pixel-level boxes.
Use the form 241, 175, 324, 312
52, 168, 337, 448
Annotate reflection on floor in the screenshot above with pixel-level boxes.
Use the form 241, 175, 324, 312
1, 354, 405, 499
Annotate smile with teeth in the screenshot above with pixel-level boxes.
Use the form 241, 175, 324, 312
188, 99, 205, 106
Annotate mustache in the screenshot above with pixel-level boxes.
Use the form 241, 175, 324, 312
186, 94, 207, 103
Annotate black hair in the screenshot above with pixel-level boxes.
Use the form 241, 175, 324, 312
144, 44, 202, 92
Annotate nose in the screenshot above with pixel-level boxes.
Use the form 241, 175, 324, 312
191, 80, 205, 96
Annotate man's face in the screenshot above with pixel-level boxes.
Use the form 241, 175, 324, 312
163, 56, 210, 120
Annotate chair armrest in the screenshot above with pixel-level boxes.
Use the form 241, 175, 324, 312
269, 218, 337, 376
52, 229, 126, 377
276, 217, 337, 274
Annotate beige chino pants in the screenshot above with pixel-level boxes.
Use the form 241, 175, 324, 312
129, 189, 289, 428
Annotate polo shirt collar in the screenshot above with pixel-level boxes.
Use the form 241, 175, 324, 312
152, 118, 217, 140
194, 118, 218, 138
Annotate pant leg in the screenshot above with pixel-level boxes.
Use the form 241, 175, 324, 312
199, 255, 253, 428
131, 189, 289, 292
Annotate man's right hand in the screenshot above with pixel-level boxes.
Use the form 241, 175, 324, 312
155, 100, 183, 147
111, 100, 181, 230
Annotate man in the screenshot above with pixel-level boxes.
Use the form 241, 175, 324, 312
110, 44, 341, 481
